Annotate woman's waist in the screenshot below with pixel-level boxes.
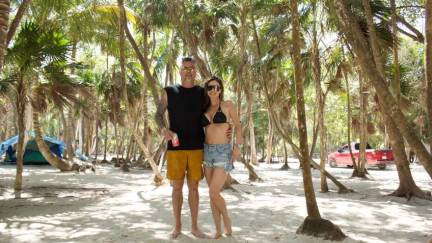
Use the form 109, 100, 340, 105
204, 143, 231, 150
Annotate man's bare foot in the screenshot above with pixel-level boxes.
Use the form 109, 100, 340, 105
191, 229, 209, 239
169, 229, 182, 239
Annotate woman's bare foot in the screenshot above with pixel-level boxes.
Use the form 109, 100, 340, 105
169, 229, 182, 239
213, 231, 222, 239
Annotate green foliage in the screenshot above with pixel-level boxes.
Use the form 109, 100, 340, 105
7, 21, 70, 72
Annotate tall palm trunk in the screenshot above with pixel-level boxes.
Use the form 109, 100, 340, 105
291, 0, 320, 219
333, 0, 432, 180
118, 0, 163, 184
103, 117, 108, 161
6, 0, 31, 47
312, 2, 328, 191
291, 1, 345, 239
0, 0, 10, 70
358, 72, 368, 175
246, 80, 258, 165
33, 109, 73, 171
280, 141, 290, 170
426, 0, 432, 152
65, 110, 75, 159
344, 71, 359, 174
14, 77, 25, 190
265, 112, 274, 164
94, 119, 99, 161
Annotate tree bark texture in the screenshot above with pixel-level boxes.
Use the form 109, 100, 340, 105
291, 0, 321, 219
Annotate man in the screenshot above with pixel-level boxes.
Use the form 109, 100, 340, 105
155, 57, 207, 239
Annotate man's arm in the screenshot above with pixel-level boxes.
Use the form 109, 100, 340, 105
155, 89, 173, 140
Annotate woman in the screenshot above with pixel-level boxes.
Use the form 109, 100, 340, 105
202, 76, 243, 239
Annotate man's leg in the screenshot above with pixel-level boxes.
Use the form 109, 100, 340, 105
166, 150, 187, 239
171, 179, 184, 238
187, 178, 207, 238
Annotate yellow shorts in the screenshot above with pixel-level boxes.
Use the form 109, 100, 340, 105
166, 149, 203, 181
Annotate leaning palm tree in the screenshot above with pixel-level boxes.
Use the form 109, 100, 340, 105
31, 62, 94, 171
6, 21, 89, 189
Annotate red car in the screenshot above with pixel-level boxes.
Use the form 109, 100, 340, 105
328, 143, 394, 169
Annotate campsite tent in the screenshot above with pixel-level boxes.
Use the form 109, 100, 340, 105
0, 134, 64, 165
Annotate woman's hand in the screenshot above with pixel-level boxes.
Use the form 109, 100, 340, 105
230, 145, 241, 163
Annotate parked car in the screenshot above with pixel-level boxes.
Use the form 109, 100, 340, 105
327, 143, 394, 169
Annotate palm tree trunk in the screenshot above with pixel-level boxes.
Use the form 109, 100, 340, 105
279, 142, 290, 170
246, 80, 258, 165
291, 2, 346, 239
123, 21, 159, 103
33, 109, 74, 171
5, 0, 31, 47
94, 119, 99, 161
291, 0, 320, 219
103, 117, 108, 161
0, 0, 10, 70
114, 122, 118, 160
344, 70, 359, 174
358, 72, 368, 175
426, 0, 432, 152
311, 2, 328, 191
65, 109, 75, 160
14, 77, 25, 190
333, 0, 432, 179
118, 0, 163, 184
265, 112, 274, 164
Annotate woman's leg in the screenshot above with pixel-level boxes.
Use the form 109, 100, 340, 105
205, 168, 222, 238
209, 168, 232, 235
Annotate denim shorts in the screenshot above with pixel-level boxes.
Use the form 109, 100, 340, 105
203, 144, 233, 172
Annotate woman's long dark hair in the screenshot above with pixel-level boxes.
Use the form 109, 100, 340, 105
203, 76, 224, 112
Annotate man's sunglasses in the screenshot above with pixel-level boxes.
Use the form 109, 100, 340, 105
181, 66, 195, 72
206, 85, 221, 91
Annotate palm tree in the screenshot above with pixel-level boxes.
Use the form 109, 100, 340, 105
332, 0, 432, 199
6, 21, 89, 189
117, 0, 163, 185
291, 1, 345, 240
31, 62, 93, 171
0, 0, 10, 70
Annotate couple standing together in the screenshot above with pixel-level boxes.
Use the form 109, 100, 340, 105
155, 57, 243, 239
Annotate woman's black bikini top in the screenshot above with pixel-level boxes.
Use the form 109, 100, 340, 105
202, 105, 227, 127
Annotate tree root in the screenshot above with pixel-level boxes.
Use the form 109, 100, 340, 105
296, 216, 346, 241
279, 163, 290, 170
152, 174, 164, 187
70, 163, 96, 173
388, 187, 432, 201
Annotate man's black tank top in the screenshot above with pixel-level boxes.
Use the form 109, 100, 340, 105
165, 84, 205, 150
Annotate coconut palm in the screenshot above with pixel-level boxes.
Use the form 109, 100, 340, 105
5, 21, 92, 189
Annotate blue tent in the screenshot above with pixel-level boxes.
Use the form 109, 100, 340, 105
0, 133, 64, 165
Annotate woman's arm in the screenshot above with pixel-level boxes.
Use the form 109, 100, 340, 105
227, 101, 243, 145
226, 101, 243, 161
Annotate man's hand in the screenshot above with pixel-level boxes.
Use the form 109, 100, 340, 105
163, 129, 175, 141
